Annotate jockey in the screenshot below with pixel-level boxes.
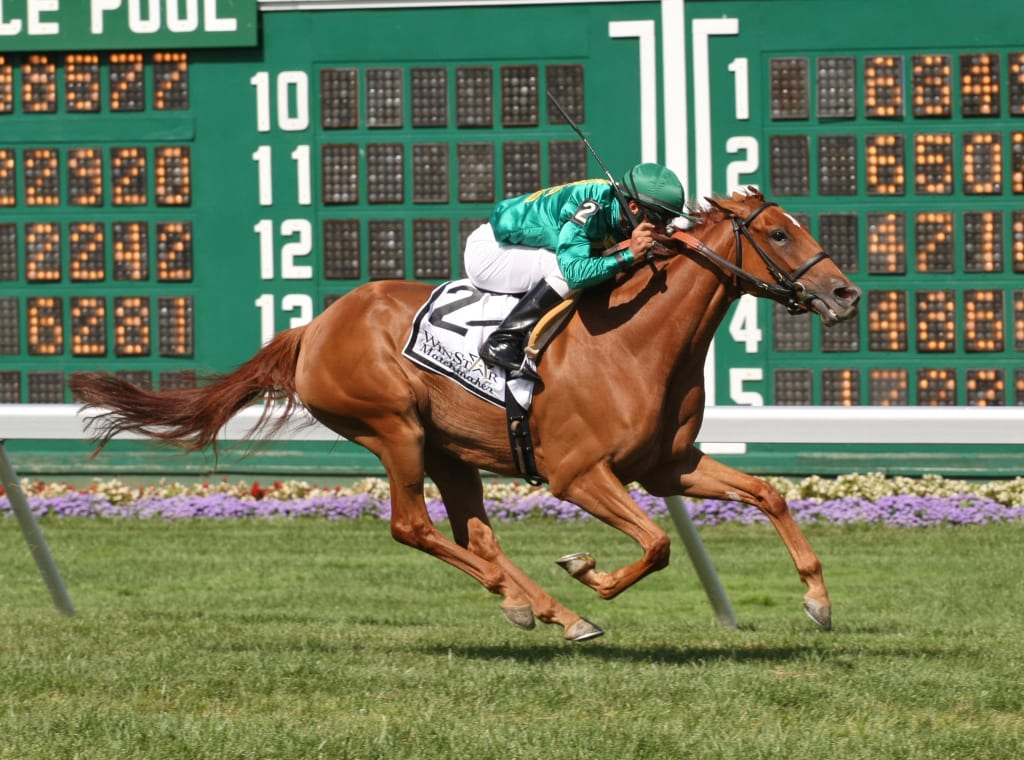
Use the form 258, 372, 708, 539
464, 162, 686, 378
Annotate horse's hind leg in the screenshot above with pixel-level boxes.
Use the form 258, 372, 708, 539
672, 451, 831, 630
425, 449, 603, 641
366, 428, 553, 635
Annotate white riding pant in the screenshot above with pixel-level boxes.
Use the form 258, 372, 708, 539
463, 223, 573, 297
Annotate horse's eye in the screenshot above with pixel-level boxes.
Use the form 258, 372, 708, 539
770, 229, 788, 243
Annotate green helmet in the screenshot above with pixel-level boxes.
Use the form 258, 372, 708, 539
620, 163, 685, 224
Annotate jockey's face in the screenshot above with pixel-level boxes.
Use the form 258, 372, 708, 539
628, 199, 670, 230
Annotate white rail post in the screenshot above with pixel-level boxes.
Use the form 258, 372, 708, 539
664, 495, 737, 629
0, 440, 76, 616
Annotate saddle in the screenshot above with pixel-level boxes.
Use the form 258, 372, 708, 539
403, 282, 580, 484
525, 295, 578, 364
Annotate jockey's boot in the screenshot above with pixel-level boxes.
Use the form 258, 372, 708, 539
479, 280, 563, 377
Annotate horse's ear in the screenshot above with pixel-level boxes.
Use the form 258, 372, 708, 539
705, 195, 729, 213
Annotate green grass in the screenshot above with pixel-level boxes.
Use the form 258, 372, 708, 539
1, 517, 1022, 759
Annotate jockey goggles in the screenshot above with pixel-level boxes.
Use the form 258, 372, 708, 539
620, 163, 686, 229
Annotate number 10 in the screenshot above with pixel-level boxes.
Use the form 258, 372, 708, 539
250, 71, 310, 132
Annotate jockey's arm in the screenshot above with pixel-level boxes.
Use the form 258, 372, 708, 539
554, 219, 626, 289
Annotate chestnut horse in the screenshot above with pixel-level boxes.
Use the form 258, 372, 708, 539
71, 189, 860, 641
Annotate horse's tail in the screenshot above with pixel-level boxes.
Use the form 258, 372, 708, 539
69, 326, 307, 455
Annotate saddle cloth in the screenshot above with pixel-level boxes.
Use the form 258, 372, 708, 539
402, 280, 536, 409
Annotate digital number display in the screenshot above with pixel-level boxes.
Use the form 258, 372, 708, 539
153, 52, 189, 110
2, 5, 1023, 416
114, 297, 150, 357
913, 133, 953, 194
111, 146, 147, 205
66, 54, 100, 112
0, 51, 194, 401
768, 46, 1024, 404
1014, 291, 1024, 350
870, 369, 908, 405
27, 297, 62, 355
964, 290, 1004, 352
113, 222, 149, 280
961, 53, 1000, 116
155, 146, 191, 206
917, 368, 956, 405
0, 298, 17, 357
0, 55, 12, 113
0, 150, 14, 206
865, 55, 904, 118
867, 290, 907, 351
70, 297, 106, 356
963, 132, 1002, 194
158, 296, 194, 356
866, 212, 905, 273
68, 148, 104, 206
25, 222, 61, 281
866, 135, 904, 195
69, 222, 105, 281
911, 54, 951, 117
916, 290, 956, 352
24, 148, 60, 206
22, 54, 56, 113
156, 223, 193, 281
965, 369, 1004, 405
822, 369, 859, 405
110, 53, 144, 111
915, 212, 954, 272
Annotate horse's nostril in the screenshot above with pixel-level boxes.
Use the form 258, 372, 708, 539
834, 285, 861, 304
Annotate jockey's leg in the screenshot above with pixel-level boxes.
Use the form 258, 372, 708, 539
464, 226, 571, 377
478, 279, 564, 377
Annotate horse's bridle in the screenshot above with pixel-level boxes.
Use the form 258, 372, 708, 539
666, 201, 832, 314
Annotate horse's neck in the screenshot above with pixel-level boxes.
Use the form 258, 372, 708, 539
607, 221, 738, 362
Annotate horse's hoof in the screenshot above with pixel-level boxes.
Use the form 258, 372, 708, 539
564, 617, 604, 642
555, 552, 595, 578
803, 599, 832, 631
502, 604, 536, 631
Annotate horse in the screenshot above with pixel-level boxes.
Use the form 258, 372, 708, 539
70, 188, 861, 642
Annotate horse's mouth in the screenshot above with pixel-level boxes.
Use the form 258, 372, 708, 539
807, 290, 859, 326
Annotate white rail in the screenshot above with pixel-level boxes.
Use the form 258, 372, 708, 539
6, 402, 1024, 443
5, 403, 1023, 626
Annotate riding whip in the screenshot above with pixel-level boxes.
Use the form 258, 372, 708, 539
546, 90, 641, 231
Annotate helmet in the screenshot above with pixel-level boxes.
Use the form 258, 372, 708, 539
620, 163, 685, 225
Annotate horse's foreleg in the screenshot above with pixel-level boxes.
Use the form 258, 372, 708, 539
425, 450, 602, 641
674, 452, 831, 630
554, 465, 671, 600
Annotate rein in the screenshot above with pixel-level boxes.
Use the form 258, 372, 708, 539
660, 202, 832, 314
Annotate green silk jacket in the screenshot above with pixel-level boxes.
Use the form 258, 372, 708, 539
488, 178, 635, 289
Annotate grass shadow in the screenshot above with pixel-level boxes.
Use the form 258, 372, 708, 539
420, 641, 819, 665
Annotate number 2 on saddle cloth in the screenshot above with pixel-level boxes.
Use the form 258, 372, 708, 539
402, 280, 580, 484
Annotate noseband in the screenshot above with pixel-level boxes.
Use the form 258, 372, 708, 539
668, 201, 832, 314
732, 202, 832, 313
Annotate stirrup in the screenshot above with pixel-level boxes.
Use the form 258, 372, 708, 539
479, 336, 526, 373
509, 357, 540, 381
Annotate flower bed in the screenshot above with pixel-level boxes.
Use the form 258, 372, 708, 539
2, 473, 1024, 527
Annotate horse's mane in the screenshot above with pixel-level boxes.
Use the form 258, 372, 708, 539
686, 186, 766, 233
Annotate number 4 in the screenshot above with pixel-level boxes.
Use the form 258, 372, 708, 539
728, 295, 762, 353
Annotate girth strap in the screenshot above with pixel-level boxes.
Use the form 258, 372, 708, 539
504, 384, 543, 486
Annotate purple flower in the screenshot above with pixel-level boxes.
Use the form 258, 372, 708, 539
2, 483, 1023, 526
